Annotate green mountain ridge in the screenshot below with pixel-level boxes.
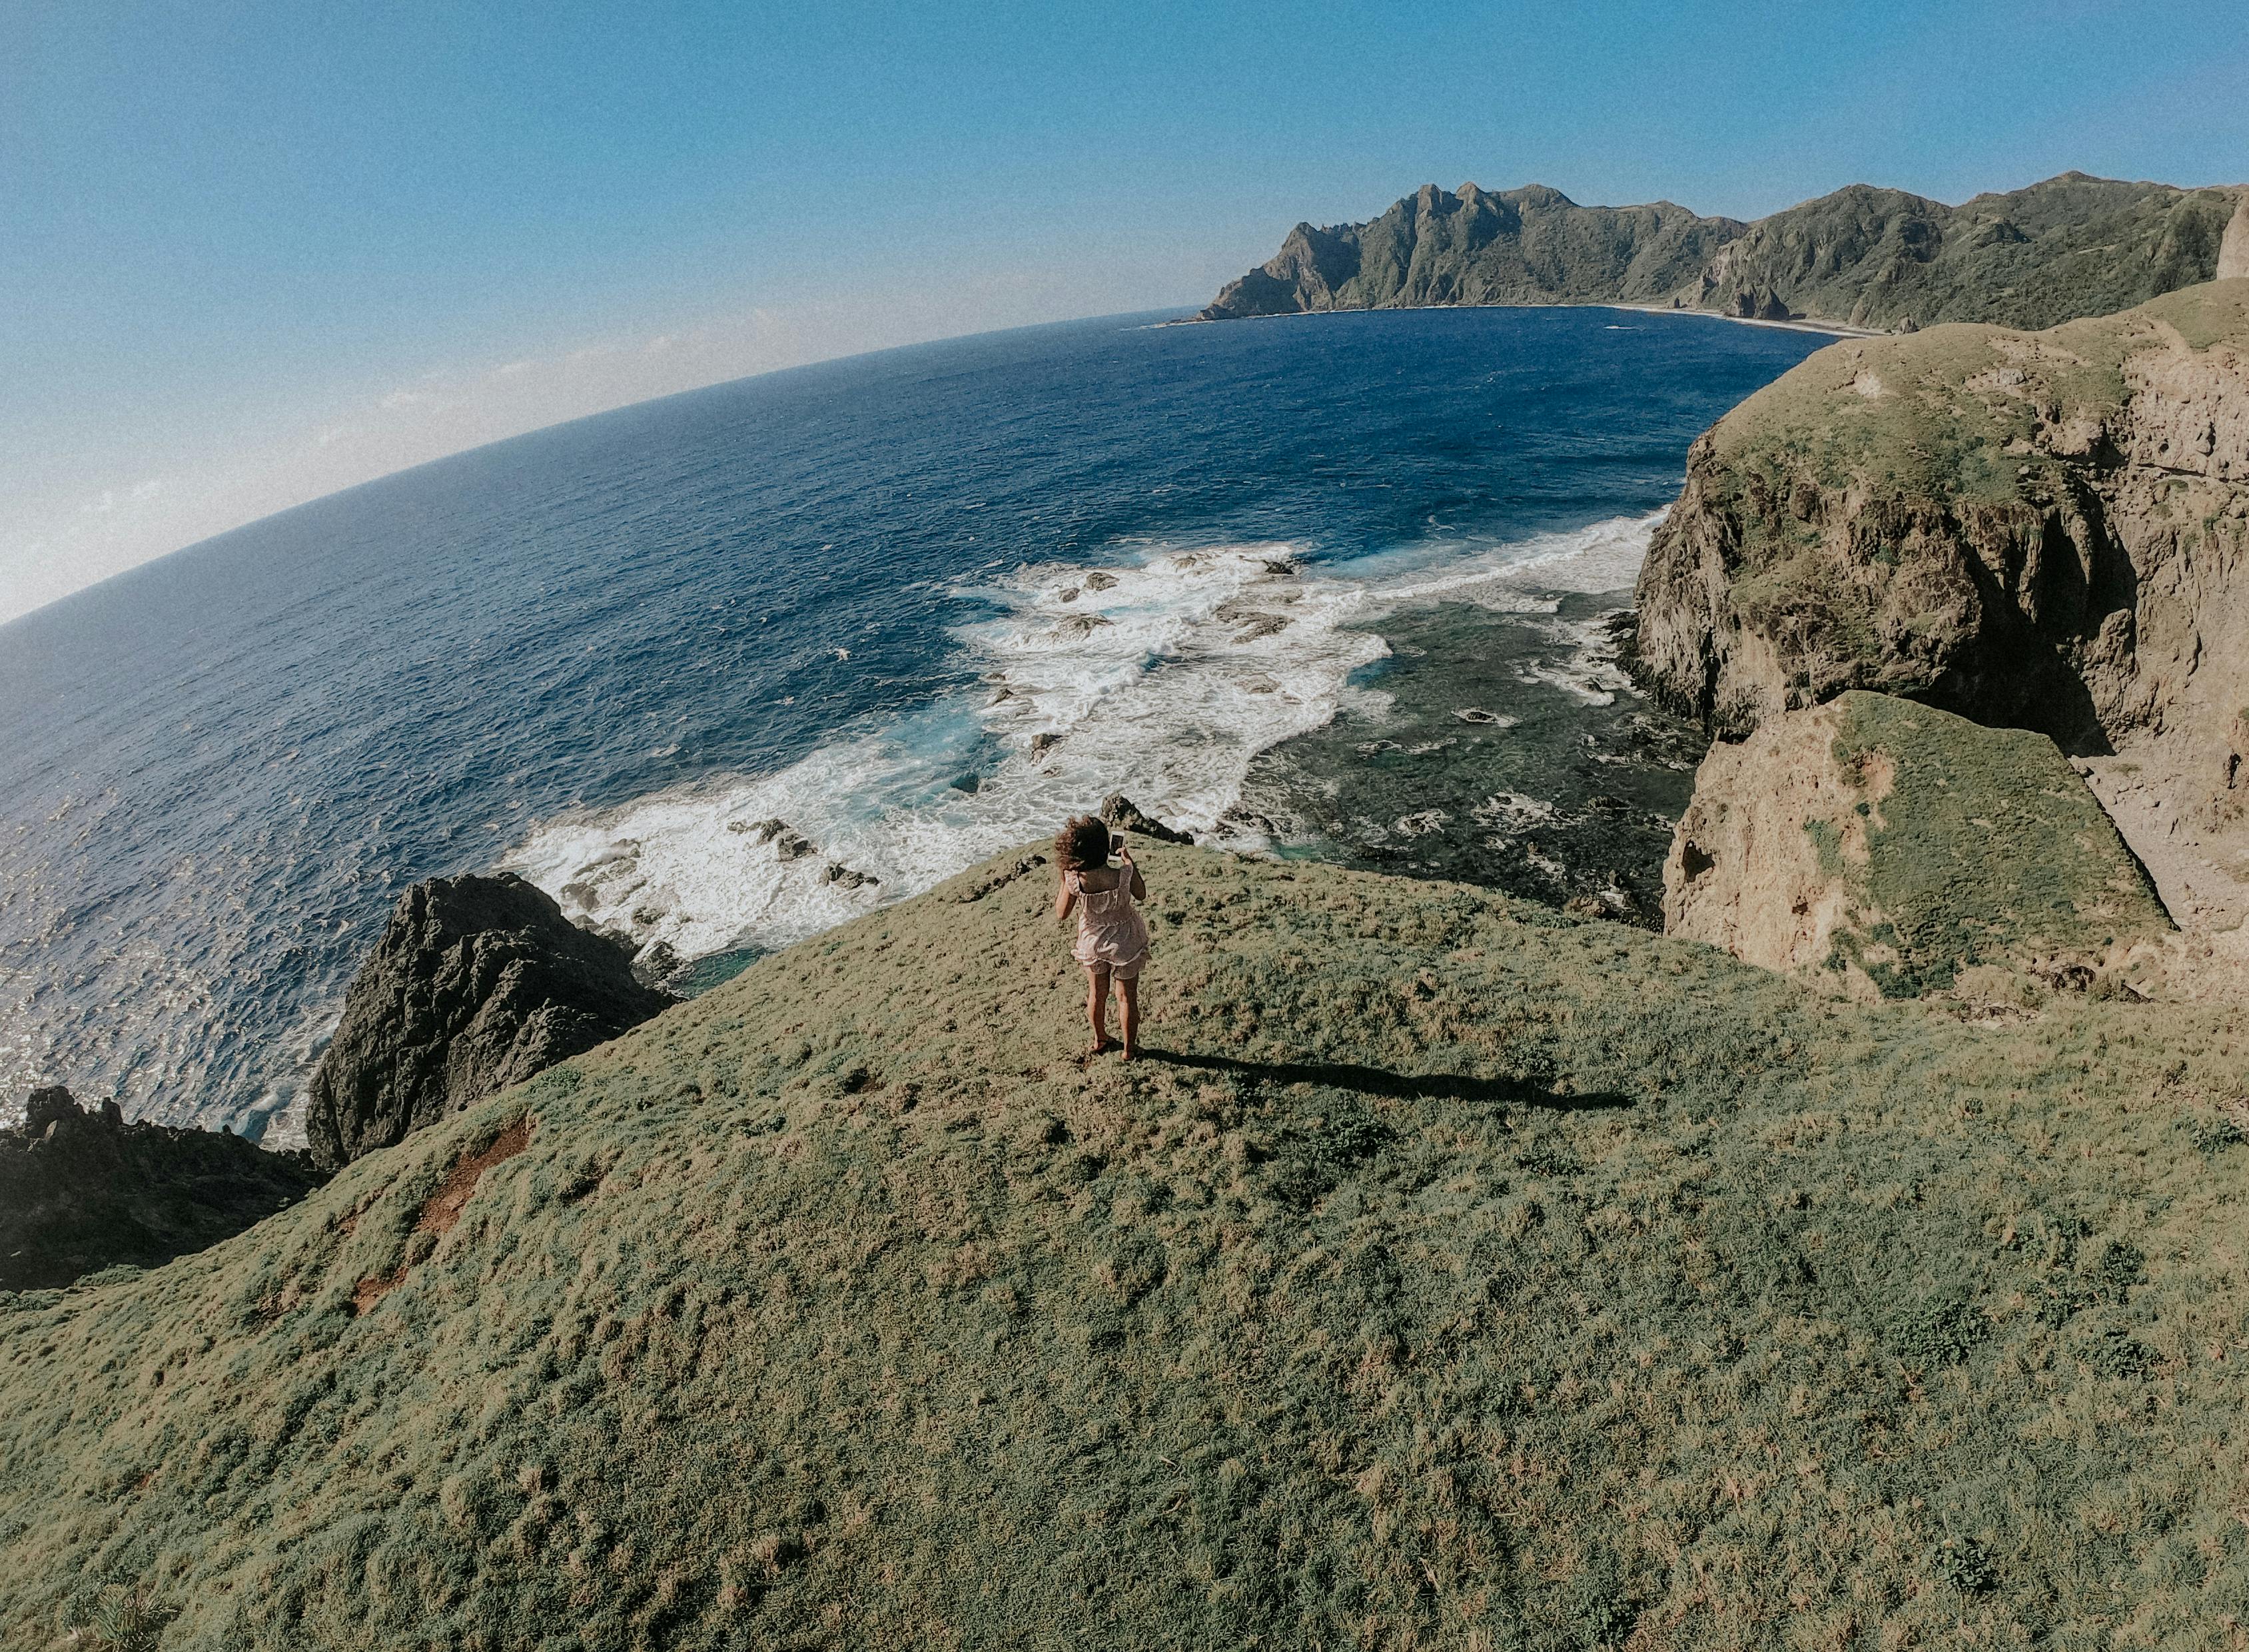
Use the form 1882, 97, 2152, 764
1200, 173, 2245, 332
5, 839, 2245, 1647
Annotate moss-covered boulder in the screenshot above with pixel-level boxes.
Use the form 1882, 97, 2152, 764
1665, 691, 2171, 997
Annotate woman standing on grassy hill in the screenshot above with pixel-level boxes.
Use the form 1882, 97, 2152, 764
1055, 815, 1151, 1060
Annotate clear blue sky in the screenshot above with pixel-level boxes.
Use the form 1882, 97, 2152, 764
4, 0, 2244, 622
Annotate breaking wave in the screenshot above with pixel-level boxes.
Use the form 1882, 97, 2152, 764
501, 511, 1665, 969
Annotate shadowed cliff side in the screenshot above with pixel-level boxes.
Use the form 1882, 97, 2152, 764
1202, 174, 2242, 332
1663, 693, 2170, 999
0, 1087, 325, 1291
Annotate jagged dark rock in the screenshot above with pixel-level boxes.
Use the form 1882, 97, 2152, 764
1200, 174, 2244, 333
1100, 793, 1194, 845
304, 873, 674, 1170
750, 819, 817, 861
1, 1086, 326, 1291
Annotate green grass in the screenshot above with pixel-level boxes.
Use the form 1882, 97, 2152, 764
1815, 693, 2171, 997
1707, 280, 2249, 506
3, 842, 2246, 1648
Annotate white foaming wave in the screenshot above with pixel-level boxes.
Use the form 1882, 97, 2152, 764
500, 514, 1664, 968
1340, 508, 1667, 608
503, 543, 1389, 963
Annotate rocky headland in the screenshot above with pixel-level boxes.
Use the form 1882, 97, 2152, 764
304, 873, 674, 1170
0, 1086, 324, 1292
1635, 278, 2249, 989
1200, 173, 2246, 333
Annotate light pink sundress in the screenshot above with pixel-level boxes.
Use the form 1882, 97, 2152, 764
1068, 868, 1150, 979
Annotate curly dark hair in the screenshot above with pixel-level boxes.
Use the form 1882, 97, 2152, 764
1053, 815, 1113, 872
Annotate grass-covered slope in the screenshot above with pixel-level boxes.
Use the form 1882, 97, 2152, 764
4, 843, 2247, 1647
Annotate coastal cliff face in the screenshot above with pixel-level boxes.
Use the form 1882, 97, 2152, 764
1201, 174, 2243, 332
1634, 278, 2249, 932
304, 873, 672, 1170
1664, 693, 2170, 999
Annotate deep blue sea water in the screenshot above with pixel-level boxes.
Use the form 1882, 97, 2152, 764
0, 306, 1827, 1138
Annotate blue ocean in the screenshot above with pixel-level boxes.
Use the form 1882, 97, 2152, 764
0, 306, 1827, 1139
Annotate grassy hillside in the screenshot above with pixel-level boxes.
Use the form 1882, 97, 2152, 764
3, 841, 2246, 1647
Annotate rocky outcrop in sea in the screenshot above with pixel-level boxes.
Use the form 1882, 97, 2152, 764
304, 873, 675, 1170
1, 1086, 326, 1291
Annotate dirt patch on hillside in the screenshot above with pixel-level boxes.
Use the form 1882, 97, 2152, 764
352, 1115, 534, 1314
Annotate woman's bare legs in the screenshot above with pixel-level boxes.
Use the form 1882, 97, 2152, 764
1117, 975, 1140, 1060
1084, 966, 1113, 1055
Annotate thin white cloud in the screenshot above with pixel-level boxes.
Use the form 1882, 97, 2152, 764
4, 260, 1197, 627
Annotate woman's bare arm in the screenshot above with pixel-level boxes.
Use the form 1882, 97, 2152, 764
1123, 846, 1146, 902
1055, 872, 1077, 922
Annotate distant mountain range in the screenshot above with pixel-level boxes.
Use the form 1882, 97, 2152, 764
1198, 172, 2249, 332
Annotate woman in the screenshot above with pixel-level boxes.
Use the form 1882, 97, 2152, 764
1053, 815, 1150, 1060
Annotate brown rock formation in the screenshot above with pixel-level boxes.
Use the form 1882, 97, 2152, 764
1664, 693, 2169, 998
1635, 279, 2249, 931
2219, 190, 2249, 283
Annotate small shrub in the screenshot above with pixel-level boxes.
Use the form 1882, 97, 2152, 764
2034, 1276, 2096, 1328
1889, 1299, 1987, 1368
1933, 1537, 1996, 1594
62, 1584, 175, 1652
2079, 1328, 2154, 1379
2094, 1239, 2145, 1302
2186, 1112, 2245, 1154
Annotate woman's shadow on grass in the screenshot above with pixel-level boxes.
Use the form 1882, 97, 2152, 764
1138, 1047, 1630, 1111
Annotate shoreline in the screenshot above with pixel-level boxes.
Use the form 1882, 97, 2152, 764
1170, 300, 1886, 339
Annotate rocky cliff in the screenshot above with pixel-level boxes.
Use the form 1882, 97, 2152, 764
304, 873, 673, 1170
1201, 173, 2243, 332
1664, 692, 2170, 998
1633, 278, 2249, 935
0, 1086, 325, 1291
